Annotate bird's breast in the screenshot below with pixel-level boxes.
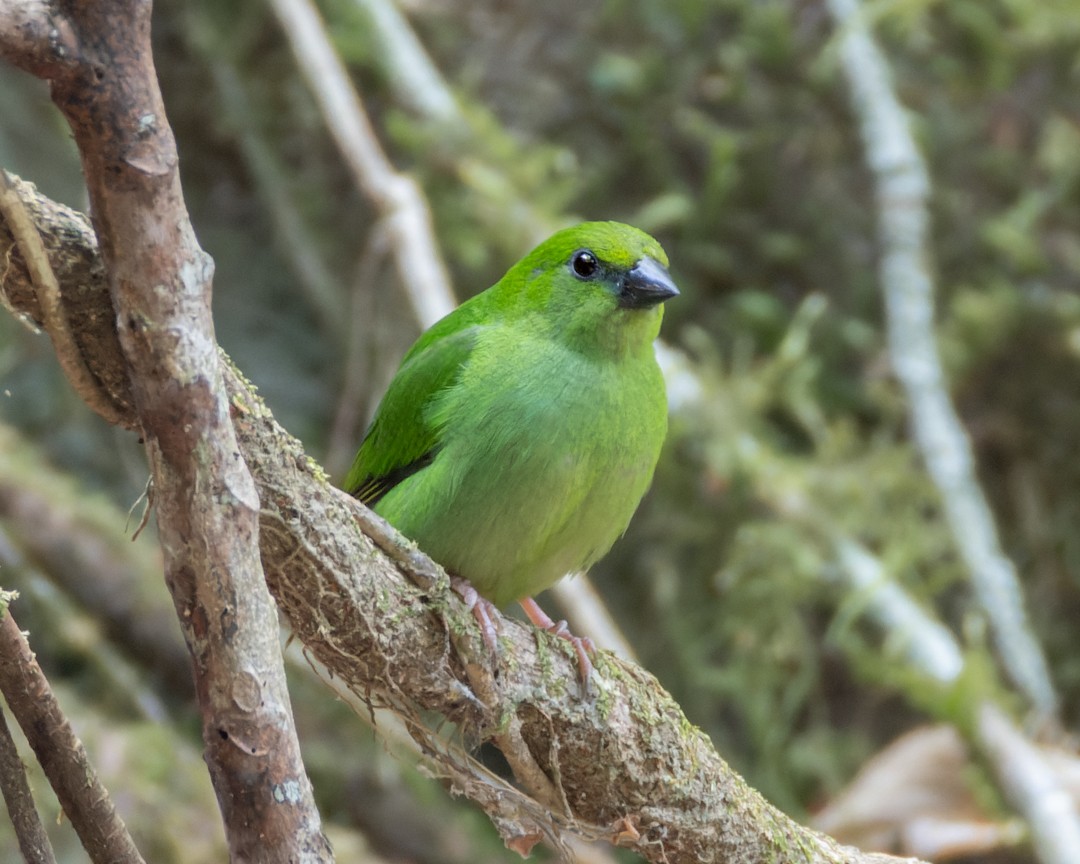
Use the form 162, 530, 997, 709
394, 333, 666, 604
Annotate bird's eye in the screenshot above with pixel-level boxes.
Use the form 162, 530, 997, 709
571, 250, 599, 279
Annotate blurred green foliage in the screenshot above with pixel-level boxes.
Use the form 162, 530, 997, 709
3, 0, 1080, 861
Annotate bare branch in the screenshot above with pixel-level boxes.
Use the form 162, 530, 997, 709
267, 0, 456, 323
0, 599, 144, 864
0, 695, 56, 864
825, 0, 1059, 722
800, 509, 1080, 864
0, 0, 75, 80
350, 0, 461, 123
978, 704, 1080, 864
829, 534, 964, 684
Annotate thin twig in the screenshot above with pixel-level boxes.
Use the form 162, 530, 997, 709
0, 603, 145, 864
0, 697, 56, 864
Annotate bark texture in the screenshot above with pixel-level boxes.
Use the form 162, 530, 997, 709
1, 2, 331, 859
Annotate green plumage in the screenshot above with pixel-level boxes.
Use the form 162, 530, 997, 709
345, 222, 677, 607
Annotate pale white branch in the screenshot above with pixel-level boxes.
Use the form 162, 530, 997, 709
978, 704, 1080, 864
267, 0, 456, 324
825, 0, 1058, 722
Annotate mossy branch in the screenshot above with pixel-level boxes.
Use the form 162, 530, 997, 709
0, 171, 920, 864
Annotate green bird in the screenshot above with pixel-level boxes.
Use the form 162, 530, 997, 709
345, 221, 677, 680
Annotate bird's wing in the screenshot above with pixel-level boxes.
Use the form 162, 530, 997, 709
344, 322, 481, 506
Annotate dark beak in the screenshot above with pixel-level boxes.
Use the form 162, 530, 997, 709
618, 257, 680, 309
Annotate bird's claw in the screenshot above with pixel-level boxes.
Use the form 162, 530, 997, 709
519, 597, 595, 693
451, 576, 500, 652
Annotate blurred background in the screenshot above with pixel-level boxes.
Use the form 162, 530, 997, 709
2, 0, 1080, 862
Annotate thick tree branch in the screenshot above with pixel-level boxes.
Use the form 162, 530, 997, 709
0, 3, 330, 861
0, 173, 919, 864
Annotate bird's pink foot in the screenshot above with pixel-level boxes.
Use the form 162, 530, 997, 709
518, 596, 595, 690
451, 576, 500, 652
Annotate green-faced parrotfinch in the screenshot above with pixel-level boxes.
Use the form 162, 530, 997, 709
346, 221, 678, 684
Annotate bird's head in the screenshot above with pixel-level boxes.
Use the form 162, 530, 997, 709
509, 221, 679, 356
